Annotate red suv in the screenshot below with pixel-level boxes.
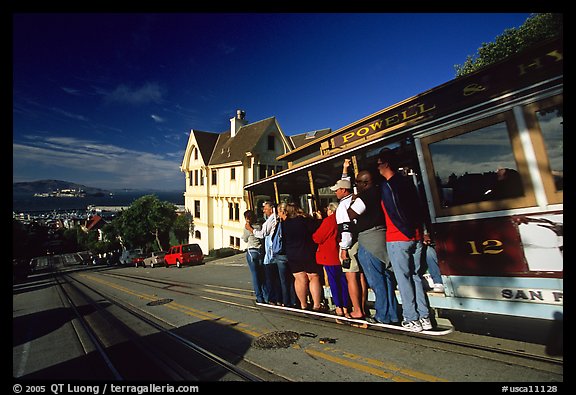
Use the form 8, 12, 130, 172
164, 244, 203, 268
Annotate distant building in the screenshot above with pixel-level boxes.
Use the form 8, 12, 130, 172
180, 110, 330, 253
82, 214, 107, 241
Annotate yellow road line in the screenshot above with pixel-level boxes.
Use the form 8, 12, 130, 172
305, 348, 412, 381
310, 346, 449, 382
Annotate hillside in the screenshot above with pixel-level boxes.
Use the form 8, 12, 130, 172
13, 179, 112, 196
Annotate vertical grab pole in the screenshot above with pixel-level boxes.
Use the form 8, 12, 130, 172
307, 170, 318, 214
273, 181, 279, 205
246, 190, 253, 210
351, 155, 359, 194
351, 155, 359, 177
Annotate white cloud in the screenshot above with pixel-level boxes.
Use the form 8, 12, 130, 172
106, 82, 164, 105
51, 107, 90, 122
13, 136, 184, 190
61, 86, 81, 95
151, 114, 165, 123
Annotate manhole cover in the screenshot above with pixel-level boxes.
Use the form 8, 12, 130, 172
146, 298, 173, 306
252, 331, 300, 349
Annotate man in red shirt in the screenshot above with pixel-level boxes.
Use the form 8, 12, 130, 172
377, 148, 433, 332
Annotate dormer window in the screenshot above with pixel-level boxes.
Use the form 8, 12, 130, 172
268, 135, 275, 151
305, 131, 317, 139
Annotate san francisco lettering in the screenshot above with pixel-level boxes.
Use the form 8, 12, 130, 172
501, 289, 563, 304
332, 102, 436, 148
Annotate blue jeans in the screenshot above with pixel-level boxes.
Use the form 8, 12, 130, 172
264, 261, 282, 304
424, 245, 442, 284
387, 240, 430, 322
271, 254, 296, 306
357, 244, 399, 323
246, 249, 266, 303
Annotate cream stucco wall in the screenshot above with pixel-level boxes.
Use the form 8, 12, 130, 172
181, 123, 289, 254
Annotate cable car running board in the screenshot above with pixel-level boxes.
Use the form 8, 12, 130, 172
256, 302, 454, 336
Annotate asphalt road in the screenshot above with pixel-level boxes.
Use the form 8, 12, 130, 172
12, 253, 563, 385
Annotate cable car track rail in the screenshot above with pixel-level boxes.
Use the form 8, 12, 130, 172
53, 273, 123, 380
55, 270, 269, 382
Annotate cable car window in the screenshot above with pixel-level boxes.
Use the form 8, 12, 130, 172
429, 121, 524, 207
537, 106, 563, 193
523, 95, 563, 206
421, 111, 536, 217
522, 95, 563, 205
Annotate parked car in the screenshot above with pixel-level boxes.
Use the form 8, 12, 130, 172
164, 244, 203, 268
92, 254, 106, 265
120, 248, 143, 265
132, 253, 146, 268
106, 251, 121, 266
77, 251, 93, 265
143, 251, 167, 268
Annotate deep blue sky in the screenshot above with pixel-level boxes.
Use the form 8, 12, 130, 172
13, 13, 532, 191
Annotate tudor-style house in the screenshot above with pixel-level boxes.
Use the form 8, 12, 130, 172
180, 110, 310, 254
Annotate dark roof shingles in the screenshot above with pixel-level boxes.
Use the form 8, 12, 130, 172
209, 117, 278, 165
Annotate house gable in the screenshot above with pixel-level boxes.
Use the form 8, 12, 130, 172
209, 117, 291, 166
85, 215, 105, 231
181, 129, 219, 172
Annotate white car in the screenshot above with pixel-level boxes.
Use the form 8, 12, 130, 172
143, 251, 167, 268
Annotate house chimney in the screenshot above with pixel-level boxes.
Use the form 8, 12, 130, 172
230, 109, 247, 137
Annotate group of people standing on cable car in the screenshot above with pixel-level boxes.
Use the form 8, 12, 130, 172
242, 148, 443, 333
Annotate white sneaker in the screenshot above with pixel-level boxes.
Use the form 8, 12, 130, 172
419, 317, 433, 330
432, 284, 445, 293
401, 320, 423, 332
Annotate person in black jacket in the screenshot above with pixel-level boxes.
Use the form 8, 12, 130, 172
377, 148, 432, 332
343, 160, 399, 324
282, 202, 324, 310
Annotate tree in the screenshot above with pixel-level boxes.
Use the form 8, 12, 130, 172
173, 210, 194, 244
83, 229, 101, 253
454, 13, 563, 77
63, 227, 80, 252
111, 195, 178, 252
102, 221, 123, 249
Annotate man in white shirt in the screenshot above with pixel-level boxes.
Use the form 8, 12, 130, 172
331, 179, 368, 320
245, 201, 279, 304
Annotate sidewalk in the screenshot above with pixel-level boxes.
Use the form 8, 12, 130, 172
204, 252, 247, 265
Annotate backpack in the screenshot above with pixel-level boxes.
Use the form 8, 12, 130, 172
270, 220, 285, 257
